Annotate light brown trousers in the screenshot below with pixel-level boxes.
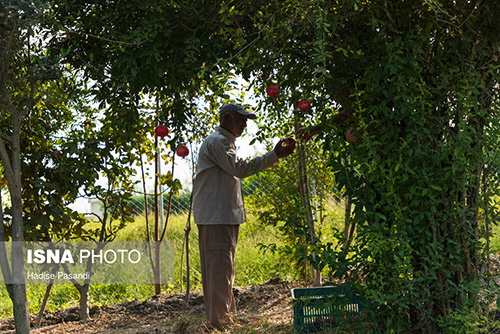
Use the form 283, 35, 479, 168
197, 224, 240, 327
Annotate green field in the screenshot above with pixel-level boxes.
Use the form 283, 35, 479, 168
0, 212, 289, 319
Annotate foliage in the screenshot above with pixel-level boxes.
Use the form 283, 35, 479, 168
1, 0, 179, 325
244, 140, 338, 282
2, 0, 500, 332
47, 0, 241, 146
219, 0, 500, 332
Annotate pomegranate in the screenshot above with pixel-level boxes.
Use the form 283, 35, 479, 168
176, 145, 189, 158
266, 85, 280, 99
298, 100, 311, 111
155, 125, 169, 139
284, 137, 296, 146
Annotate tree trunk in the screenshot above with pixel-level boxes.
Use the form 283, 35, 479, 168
183, 194, 193, 303
10, 194, 31, 333
294, 112, 321, 286
78, 284, 90, 320
35, 264, 60, 327
0, 117, 31, 333
9, 143, 31, 333
62, 241, 99, 321
0, 16, 36, 334
12, 284, 31, 333
154, 242, 162, 294
154, 138, 162, 295
342, 196, 356, 253
0, 173, 30, 334
153, 98, 162, 295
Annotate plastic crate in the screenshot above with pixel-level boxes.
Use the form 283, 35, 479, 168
291, 286, 365, 333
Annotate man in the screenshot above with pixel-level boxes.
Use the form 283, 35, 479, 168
192, 103, 296, 328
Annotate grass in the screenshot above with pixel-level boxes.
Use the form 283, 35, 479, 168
3, 199, 496, 323
0, 211, 289, 319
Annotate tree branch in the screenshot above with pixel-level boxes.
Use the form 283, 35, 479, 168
65, 30, 152, 46
23, 28, 35, 118
0, 189, 13, 286
164, 6, 195, 33
0, 132, 13, 143
0, 24, 20, 116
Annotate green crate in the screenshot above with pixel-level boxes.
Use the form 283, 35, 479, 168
291, 286, 365, 333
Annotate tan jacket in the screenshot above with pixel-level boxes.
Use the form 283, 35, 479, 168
193, 127, 278, 225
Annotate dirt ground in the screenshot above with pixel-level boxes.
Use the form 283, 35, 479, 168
0, 279, 299, 334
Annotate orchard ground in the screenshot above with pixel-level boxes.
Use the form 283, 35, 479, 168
2, 267, 500, 334
0, 279, 297, 334
2, 204, 500, 333
0, 213, 303, 334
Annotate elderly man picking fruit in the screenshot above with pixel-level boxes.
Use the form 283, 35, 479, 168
192, 103, 296, 329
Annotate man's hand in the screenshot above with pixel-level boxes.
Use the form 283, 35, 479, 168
274, 137, 297, 159
296, 124, 323, 143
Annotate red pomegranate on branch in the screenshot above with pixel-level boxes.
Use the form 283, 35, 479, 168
298, 100, 311, 111
266, 85, 280, 100
155, 125, 169, 139
176, 145, 189, 158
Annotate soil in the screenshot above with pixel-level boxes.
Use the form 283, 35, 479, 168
0, 279, 299, 334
